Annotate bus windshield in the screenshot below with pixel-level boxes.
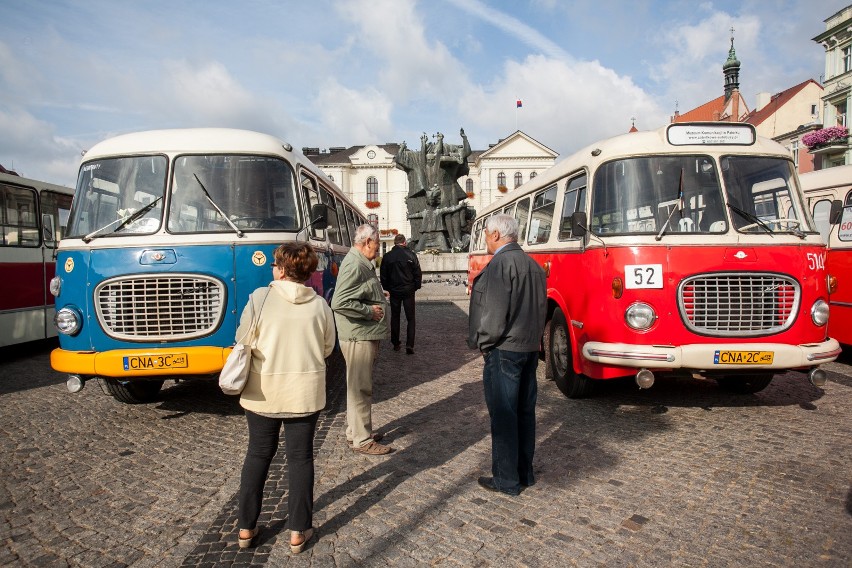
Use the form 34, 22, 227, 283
168, 155, 299, 233
591, 155, 727, 235
68, 156, 167, 239
721, 155, 813, 234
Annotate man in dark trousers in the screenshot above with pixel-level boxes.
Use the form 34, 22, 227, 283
380, 233, 422, 355
468, 214, 547, 496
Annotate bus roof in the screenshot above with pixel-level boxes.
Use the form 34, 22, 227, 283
799, 164, 852, 191
0, 171, 74, 195
477, 122, 791, 218
80, 128, 363, 215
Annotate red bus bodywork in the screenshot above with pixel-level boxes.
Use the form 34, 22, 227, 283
468, 123, 840, 396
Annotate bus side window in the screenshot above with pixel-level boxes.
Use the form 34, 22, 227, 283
344, 205, 358, 245
320, 187, 343, 246
40, 190, 73, 242
515, 197, 530, 243
301, 173, 325, 240
471, 219, 482, 251
528, 185, 556, 245
811, 199, 833, 244
559, 174, 587, 240
333, 196, 351, 247
1, 184, 39, 247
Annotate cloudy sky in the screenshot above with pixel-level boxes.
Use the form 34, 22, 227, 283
1, 0, 848, 187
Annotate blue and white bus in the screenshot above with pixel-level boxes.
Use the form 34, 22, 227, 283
50, 128, 366, 403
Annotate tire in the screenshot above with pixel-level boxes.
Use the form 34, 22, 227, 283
549, 307, 594, 398
716, 374, 773, 394
103, 378, 164, 404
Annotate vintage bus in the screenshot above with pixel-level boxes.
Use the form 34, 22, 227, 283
0, 171, 74, 347
468, 122, 840, 397
50, 128, 366, 403
799, 164, 852, 347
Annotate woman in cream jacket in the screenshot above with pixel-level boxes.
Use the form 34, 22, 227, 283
236, 242, 336, 554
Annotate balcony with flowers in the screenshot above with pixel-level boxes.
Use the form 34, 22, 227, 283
803, 126, 849, 155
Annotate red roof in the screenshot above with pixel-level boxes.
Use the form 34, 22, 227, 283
672, 95, 727, 122
745, 79, 821, 126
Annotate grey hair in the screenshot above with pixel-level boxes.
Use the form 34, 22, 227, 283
353, 223, 379, 245
485, 214, 519, 241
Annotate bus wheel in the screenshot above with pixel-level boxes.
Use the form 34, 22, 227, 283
549, 308, 594, 398
716, 374, 773, 394
103, 378, 164, 404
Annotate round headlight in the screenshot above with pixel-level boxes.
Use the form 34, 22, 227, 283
49, 276, 62, 297
55, 307, 81, 335
625, 302, 656, 330
811, 299, 829, 327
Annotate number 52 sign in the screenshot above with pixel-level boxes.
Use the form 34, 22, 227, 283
624, 264, 664, 289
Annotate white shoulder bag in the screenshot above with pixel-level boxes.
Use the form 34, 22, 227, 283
219, 287, 271, 395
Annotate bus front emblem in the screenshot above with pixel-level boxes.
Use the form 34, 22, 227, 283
64, 258, 74, 273
252, 251, 266, 266
734, 251, 748, 259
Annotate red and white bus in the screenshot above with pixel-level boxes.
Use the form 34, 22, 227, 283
468, 122, 840, 397
799, 164, 852, 347
0, 171, 74, 347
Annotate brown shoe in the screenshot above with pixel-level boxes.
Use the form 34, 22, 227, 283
347, 432, 384, 446
352, 440, 393, 455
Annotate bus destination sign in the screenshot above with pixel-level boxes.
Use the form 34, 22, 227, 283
667, 124, 755, 146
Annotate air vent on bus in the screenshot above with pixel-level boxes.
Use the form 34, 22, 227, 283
95, 274, 225, 341
678, 272, 799, 336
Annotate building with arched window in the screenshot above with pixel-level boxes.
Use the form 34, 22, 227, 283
304, 130, 557, 245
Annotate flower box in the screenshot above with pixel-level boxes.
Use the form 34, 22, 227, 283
365, 201, 381, 209
803, 126, 849, 150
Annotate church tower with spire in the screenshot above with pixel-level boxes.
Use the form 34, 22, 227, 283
723, 29, 741, 100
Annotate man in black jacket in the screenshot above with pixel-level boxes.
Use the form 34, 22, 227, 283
468, 214, 547, 496
380, 234, 422, 354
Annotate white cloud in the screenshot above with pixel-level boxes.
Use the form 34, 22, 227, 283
459, 55, 667, 158
313, 77, 395, 144
0, 108, 82, 185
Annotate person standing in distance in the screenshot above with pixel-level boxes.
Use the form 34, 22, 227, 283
468, 214, 547, 496
331, 224, 394, 455
380, 233, 422, 354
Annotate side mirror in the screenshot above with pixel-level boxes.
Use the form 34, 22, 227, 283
42, 214, 56, 247
310, 204, 329, 229
829, 199, 843, 225
571, 211, 587, 237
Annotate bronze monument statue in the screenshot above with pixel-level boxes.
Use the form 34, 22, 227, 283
394, 129, 475, 252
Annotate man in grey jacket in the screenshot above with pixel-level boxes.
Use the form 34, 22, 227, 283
468, 214, 547, 495
331, 224, 393, 455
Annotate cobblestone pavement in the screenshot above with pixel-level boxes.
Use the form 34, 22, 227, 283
1, 301, 851, 567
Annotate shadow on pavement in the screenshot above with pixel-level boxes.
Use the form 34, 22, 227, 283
0, 338, 63, 396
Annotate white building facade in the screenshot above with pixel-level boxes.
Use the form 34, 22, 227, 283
812, 4, 852, 167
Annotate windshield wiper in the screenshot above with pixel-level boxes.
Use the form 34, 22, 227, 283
82, 196, 162, 243
655, 168, 684, 241
727, 203, 773, 236
193, 174, 244, 238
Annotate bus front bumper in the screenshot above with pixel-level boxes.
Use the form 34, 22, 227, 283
581, 338, 842, 371
50, 346, 231, 378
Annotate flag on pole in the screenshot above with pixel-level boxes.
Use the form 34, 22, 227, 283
516, 99, 523, 108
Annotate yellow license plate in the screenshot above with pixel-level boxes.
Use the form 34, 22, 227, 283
123, 353, 189, 371
713, 350, 774, 365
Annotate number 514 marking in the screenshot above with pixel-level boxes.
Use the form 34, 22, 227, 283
624, 264, 663, 289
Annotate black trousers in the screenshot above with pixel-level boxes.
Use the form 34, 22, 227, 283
238, 410, 319, 532
389, 293, 416, 348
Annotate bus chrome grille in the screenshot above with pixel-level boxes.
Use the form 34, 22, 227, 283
95, 274, 225, 341
678, 273, 799, 336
